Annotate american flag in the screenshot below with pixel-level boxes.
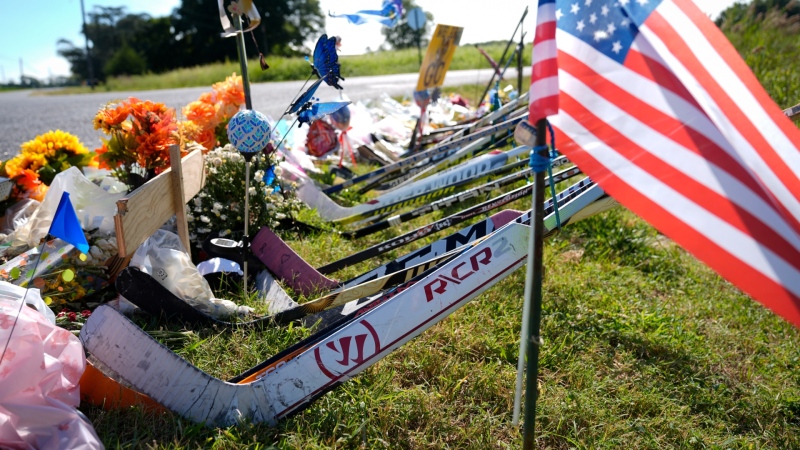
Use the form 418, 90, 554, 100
531, 0, 800, 327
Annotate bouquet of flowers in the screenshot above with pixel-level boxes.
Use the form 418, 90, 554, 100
1, 130, 94, 203
182, 73, 246, 151
93, 97, 180, 186
188, 144, 300, 250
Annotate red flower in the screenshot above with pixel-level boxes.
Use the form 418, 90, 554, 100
67, 312, 77, 322
81, 310, 91, 318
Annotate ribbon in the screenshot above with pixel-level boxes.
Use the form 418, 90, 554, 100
338, 127, 357, 168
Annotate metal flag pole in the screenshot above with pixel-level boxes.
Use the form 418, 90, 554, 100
233, 14, 253, 110
511, 119, 548, 449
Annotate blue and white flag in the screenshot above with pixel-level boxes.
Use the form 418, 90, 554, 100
329, 0, 403, 28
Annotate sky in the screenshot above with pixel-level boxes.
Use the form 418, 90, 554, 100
0, 0, 742, 82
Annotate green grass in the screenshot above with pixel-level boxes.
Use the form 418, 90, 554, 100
48, 43, 528, 94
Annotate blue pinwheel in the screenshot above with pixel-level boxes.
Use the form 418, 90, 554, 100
297, 101, 351, 127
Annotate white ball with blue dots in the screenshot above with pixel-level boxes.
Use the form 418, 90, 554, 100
227, 110, 271, 154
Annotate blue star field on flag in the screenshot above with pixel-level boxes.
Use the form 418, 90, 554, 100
555, 0, 661, 63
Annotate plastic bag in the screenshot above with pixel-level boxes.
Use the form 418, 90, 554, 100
0, 198, 40, 235
0, 295, 103, 449
0, 280, 55, 324
7, 167, 126, 254
130, 230, 252, 318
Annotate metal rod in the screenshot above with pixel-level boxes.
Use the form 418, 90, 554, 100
478, 6, 528, 107
234, 15, 253, 110
243, 159, 250, 294
79, 0, 95, 89
517, 20, 524, 95
522, 119, 548, 449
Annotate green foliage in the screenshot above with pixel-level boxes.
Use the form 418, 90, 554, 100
36, 151, 94, 186
103, 43, 147, 77
50, 43, 529, 93
57, 1, 324, 82
717, 0, 800, 108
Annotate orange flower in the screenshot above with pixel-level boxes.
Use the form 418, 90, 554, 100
17, 169, 48, 201
184, 101, 217, 129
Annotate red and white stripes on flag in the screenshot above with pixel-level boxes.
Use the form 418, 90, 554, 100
537, 0, 800, 327
529, 0, 559, 123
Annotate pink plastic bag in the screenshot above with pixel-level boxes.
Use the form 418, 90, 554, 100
0, 297, 103, 449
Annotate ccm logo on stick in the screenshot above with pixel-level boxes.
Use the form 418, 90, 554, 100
424, 247, 492, 302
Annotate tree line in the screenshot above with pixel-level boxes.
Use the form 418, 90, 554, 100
58, 0, 325, 83
57, 0, 436, 84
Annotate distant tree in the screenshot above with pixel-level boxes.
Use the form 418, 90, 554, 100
171, 0, 324, 67
57, 1, 324, 81
382, 0, 434, 50
104, 43, 147, 76
57, 6, 154, 81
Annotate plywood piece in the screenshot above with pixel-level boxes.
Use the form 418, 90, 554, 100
115, 148, 205, 257
169, 145, 191, 252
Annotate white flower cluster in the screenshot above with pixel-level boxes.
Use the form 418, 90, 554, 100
187, 145, 300, 249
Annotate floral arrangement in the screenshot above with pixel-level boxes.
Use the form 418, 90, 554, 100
93, 97, 180, 185
0, 130, 93, 203
187, 144, 300, 250
182, 73, 245, 151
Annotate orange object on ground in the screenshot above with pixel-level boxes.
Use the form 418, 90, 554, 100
80, 360, 166, 413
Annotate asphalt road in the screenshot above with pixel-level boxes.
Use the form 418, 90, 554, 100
0, 68, 530, 159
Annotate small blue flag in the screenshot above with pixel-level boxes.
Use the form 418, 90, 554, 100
49, 192, 90, 254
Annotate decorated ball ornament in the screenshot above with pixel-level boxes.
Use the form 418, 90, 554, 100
514, 120, 538, 148
330, 105, 351, 130
227, 110, 271, 154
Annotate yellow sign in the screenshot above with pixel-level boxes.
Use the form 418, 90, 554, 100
416, 24, 463, 92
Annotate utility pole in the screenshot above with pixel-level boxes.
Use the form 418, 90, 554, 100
19, 58, 23, 85
79, 0, 95, 89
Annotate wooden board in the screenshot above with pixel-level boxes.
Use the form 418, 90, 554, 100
114, 148, 205, 257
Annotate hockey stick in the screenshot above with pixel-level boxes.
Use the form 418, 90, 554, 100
299, 144, 547, 224
343, 153, 568, 226
316, 172, 588, 275
253, 176, 593, 296
81, 186, 615, 427
321, 111, 526, 195
344, 165, 582, 239
785, 102, 800, 120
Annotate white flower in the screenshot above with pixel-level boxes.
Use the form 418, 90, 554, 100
200, 215, 211, 223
